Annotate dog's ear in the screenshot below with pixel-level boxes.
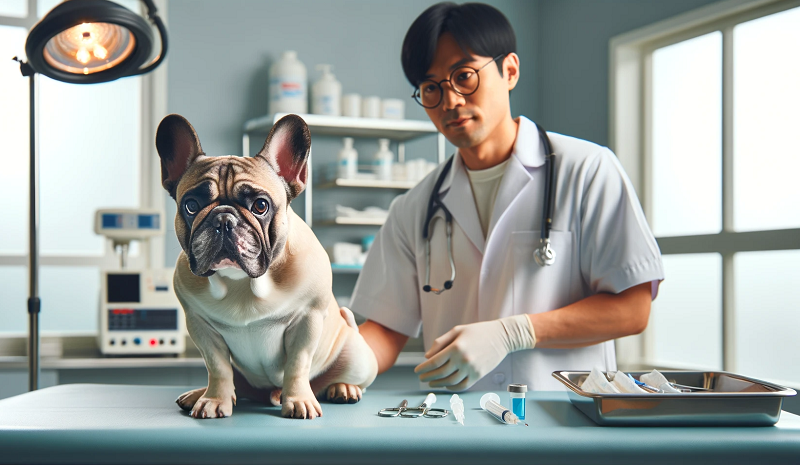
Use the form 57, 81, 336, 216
155, 114, 204, 199
256, 114, 311, 201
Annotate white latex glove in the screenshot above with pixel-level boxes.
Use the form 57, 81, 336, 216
414, 315, 536, 391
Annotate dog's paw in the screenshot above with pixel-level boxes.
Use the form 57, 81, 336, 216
176, 387, 206, 411
189, 394, 236, 419
326, 383, 363, 404
281, 389, 322, 419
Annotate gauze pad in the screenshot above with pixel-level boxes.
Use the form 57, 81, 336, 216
640, 369, 681, 393
580, 367, 621, 394
609, 371, 647, 394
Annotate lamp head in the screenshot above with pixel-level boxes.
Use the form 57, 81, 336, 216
25, 0, 157, 84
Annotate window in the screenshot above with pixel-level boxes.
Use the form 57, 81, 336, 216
611, 0, 800, 386
0, 0, 165, 335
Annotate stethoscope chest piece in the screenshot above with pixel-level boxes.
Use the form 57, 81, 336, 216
534, 239, 556, 267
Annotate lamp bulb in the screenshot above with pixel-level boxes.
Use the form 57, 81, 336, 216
76, 47, 90, 64
93, 45, 107, 60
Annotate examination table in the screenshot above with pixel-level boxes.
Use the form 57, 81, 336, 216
0, 384, 798, 464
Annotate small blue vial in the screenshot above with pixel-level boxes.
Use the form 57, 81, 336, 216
508, 383, 528, 420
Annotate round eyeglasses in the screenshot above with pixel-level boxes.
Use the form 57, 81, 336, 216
412, 54, 506, 109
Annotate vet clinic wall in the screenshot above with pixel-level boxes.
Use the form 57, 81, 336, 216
163, 0, 719, 299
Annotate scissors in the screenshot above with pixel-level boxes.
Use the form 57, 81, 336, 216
378, 394, 449, 418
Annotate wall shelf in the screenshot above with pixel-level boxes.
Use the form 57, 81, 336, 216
331, 264, 363, 274
316, 217, 386, 226
244, 113, 438, 141
316, 177, 418, 190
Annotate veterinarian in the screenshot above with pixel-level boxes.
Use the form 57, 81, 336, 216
350, 2, 664, 391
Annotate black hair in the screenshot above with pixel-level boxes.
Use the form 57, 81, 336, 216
401, 2, 516, 87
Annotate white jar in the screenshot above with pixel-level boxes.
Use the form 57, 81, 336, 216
312, 64, 341, 116
362, 96, 381, 118
381, 98, 405, 119
269, 51, 307, 114
342, 93, 361, 117
373, 138, 393, 181
337, 137, 358, 180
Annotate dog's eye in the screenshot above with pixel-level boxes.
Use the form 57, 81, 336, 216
252, 199, 269, 215
184, 199, 199, 215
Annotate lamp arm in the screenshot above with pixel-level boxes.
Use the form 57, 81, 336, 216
129, 0, 168, 77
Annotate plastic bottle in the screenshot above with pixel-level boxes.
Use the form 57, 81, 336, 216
337, 137, 358, 180
269, 51, 307, 114
373, 138, 393, 181
312, 64, 341, 116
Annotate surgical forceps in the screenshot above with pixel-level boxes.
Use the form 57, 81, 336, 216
378, 394, 449, 418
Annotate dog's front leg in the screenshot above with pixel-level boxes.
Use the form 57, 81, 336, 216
281, 309, 324, 419
185, 313, 236, 419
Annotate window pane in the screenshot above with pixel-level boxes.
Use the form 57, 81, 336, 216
734, 250, 800, 387
651, 33, 722, 237
0, 26, 29, 255
0, 266, 27, 334
39, 75, 142, 255
733, 7, 800, 232
0, 266, 100, 334
649, 254, 722, 370
0, 0, 26, 17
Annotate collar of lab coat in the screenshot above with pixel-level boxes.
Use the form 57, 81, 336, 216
438, 116, 545, 194
437, 116, 546, 253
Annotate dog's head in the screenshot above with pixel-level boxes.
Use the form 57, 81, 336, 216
156, 114, 311, 278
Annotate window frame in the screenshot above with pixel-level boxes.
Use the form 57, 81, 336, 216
0, 0, 168, 334
610, 0, 800, 374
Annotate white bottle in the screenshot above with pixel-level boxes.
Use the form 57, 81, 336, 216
269, 51, 307, 114
312, 64, 341, 116
338, 137, 358, 180
373, 138, 393, 181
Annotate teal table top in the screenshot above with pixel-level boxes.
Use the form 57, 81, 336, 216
0, 384, 799, 464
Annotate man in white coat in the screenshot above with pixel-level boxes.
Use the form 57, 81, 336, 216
350, 2, 665, 391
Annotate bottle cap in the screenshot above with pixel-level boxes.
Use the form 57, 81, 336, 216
507, 383, 528, 393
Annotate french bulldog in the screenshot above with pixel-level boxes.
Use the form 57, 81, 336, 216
156, 113, 377, 419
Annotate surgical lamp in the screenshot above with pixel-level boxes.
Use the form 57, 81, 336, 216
13, 0, 168, 391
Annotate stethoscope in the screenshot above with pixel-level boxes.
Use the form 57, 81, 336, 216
422, 123, 557, 295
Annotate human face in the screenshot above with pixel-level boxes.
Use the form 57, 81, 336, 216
421, 33, 517, 148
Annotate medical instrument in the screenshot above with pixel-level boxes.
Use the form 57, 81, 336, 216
479, 393, 528, 426
507, 383, 528, 420
94, 208, 185, 356
450, 394, 465, 425
627, 374, 662, 393
378, 394, 449, 418
422, 124, 557, 294
378, 399, 409, 417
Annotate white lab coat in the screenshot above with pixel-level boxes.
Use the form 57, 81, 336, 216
350, 116, 664, 391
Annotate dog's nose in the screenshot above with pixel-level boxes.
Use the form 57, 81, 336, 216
214, 213, 237, 234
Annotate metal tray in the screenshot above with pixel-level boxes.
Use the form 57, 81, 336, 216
552, 370, 797, 426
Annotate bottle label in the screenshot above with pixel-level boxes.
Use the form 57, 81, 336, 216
270, 78, 306, 100
512, 397, 526, 420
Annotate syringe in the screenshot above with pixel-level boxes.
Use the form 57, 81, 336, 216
479, 393, 528, 426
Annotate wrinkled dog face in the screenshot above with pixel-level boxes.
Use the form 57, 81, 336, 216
156, 114, 311, 278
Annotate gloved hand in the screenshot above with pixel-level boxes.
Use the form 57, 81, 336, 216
414, 314, 536, 391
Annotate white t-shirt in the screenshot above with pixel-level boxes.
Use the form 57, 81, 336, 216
466, 158, 510, 238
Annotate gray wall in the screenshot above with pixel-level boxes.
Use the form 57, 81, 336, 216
162, 0, 720, 295
535, 0, 719, 146
164, 0, 539, 286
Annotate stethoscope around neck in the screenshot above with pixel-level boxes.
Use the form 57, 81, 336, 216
422, 123, 557, 295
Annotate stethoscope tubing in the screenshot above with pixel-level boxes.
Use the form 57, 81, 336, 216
422, 123, 557, 293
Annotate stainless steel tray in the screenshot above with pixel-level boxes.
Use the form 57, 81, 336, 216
552, 370, 797, 426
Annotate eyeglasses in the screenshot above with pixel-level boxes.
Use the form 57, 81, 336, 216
412, 54, 505, 109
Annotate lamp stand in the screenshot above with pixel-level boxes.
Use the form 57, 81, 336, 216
16, 58, 40, 391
